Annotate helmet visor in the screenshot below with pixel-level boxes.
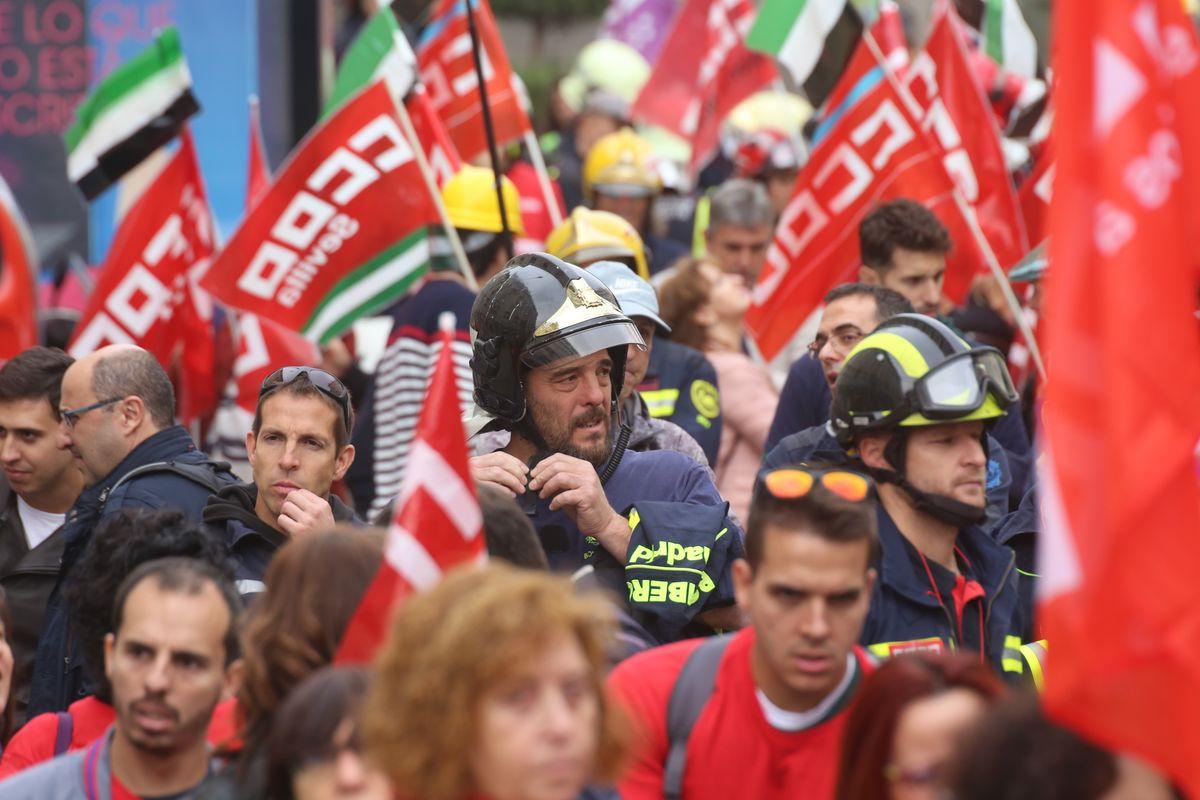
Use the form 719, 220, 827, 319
912, 349, 1019, 418
522, 319, 646, 369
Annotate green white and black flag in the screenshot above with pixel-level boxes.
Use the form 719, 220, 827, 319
65, 26, 199, 201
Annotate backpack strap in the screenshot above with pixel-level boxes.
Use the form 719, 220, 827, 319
53, 710, 74, 755
98, 459, 233, 510
663, 634, 734, 800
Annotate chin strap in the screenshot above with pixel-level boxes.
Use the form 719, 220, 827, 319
863, 432, 987, 529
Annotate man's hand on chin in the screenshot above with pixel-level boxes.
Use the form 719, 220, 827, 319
277, 488, 335, 538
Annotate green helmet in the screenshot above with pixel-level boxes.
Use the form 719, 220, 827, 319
830, 314, 1018, 447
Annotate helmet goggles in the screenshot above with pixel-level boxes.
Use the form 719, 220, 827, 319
902, 347, 1018, 421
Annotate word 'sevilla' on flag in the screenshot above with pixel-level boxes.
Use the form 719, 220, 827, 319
953, 0, 1039, 77
1039, 0, 1200, 793
746, 41, 969, 364
202, 82, 439, 345
0, 175, 38, 362
417, 0, 532, 162
632, 0, 776, 172
336, 314, 485, 665
65, 26, 199, 201
68, 130, 218, 424
905, 6, 1028, 271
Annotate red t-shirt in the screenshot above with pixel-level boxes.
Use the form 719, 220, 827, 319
0, 696, 239, 780
609, 628, 870, 800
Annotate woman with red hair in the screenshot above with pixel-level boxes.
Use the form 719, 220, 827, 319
835, 653, 1005, 800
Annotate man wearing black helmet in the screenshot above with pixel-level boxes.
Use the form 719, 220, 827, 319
828, 314, 1043, 683
467, 254, 744, 640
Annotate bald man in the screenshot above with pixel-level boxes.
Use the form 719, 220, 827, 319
27, 345, 235, 715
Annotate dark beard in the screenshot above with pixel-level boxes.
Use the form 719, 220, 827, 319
515, 402, 613, 467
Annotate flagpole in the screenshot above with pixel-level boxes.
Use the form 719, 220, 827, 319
464, 0, 514, 259
861, 29, 1047, 381
523, 128, 564, 228
390, 93, 478, 291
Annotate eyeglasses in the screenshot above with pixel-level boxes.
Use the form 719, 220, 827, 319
60, 397, 123, 429
259, 367, 353, 433
760, 467, 873, 503
807, 327, 866, 358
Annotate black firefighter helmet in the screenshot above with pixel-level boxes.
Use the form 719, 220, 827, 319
469, 252, 645, 423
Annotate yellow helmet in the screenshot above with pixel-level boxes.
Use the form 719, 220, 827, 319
441, 165, 526, 237
583, 128, 661, 202
545, 207, 650, 280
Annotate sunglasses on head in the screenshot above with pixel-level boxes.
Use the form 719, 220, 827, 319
760, 467, 873, 503
259, 367, 352, 433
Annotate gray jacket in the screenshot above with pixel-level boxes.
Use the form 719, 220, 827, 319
0, 729, 216, 800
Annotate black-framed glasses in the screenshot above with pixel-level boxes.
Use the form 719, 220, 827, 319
259, 367, 353, 433
60, 397, 123, 429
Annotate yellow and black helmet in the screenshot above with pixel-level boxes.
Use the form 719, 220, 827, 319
830, 314, 1018, 447
544, 206, 650, 280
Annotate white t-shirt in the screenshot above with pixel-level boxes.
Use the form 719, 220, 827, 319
16, 497, 65, 551
755, 653, 858, 732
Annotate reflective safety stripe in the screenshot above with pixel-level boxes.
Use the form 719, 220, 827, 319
1002, 634, 1024, 675
867, 637, 950, 660
1019, 640, 1049, 692
642, 388, 680, 417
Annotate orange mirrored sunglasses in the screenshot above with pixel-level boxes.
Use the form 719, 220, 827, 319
761, 468, 872, 503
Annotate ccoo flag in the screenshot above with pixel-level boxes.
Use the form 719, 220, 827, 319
336, 315, 485, 664
0, 175, 38, 362
202, 82, 439, 344
1039, 0, 1200, 793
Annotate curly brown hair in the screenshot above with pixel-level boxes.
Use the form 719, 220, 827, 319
236, 527, 383, 764
657, 256, 715, 351
363, 563, 627, 799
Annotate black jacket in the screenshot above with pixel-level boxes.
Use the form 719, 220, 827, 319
204, 483, 361, 598
27, 426, 235, 715
0, 483, 67, 725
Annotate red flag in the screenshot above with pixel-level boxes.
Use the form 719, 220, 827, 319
336, 318, 484, 663
746, 42, 969, 362
630, 0, 777, 172
68, 130, 218, 424
906, 8, 1028, 271
873, 0, 910, 76
417, 0, 532, 162
1018, 147, 1053, 243
229, 313, 319, 415
247, 95, 271, 211
1040, 0, 1200, 792
0, 176, 38, 362
202, 82, 439, 343
407, 84, 463, 188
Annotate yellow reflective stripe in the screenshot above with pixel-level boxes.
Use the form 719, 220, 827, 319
641, 388, 679, 417
868, 642, 893, 659
1002, 634, 1024, 675
1020, 640, 1048, 692
627, 507, 640, 533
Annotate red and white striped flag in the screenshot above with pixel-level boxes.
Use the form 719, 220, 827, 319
336, 314, 485, 664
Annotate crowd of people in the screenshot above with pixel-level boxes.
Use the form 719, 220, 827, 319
0, 8, 1184, 800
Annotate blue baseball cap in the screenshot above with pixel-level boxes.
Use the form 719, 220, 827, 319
587, 261, 671, 334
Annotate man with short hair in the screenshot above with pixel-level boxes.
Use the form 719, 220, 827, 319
829, 315, 1040, 681
205, 367, 359, 597
858, 198, 952, 316
29, 345, 235, 715
468, 254, 743, 641
610, 467, 877, 799
0, 347, 84, 724
857, 199, 1033, 503
765, 284, 913, 452
702, 178, 775, 285
0, 558, 240, 799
